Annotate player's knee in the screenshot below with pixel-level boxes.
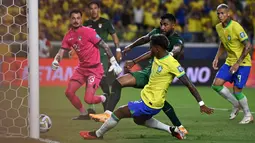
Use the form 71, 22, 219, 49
65, 89, 74, 99
133, 117, 145, 125
84, 96, 94, 104
211, 85, 223, 92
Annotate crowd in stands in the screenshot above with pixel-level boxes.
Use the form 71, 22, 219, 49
1, 0, 255, 43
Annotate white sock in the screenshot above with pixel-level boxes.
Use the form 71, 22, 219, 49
100, 95, 106, 102
219, 86, 239, 108
144, 118, 170, 133
95, 115, 119, 137
239, 96, 252, 116
104, 110, 113, 115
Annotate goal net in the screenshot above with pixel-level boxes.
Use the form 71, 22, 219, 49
0, 0, 39, 138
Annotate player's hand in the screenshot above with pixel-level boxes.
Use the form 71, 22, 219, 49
212, 58, 218, 70
51, 60, 59, 71
229, 63, 239, 74
122, 45, 132, 55
200, 105, 214, 115
116, 51, 122, 62
124, 60, 135, 69
109, 57, 122, 75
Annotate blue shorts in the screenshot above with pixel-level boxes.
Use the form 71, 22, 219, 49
128, 100, 161, 118
216, 64, 251, 88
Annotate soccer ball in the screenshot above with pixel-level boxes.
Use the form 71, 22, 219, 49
39, 114, 52, 133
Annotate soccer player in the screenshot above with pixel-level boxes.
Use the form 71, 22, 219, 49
211, 4, 253, 124
90, 13, 188, 134
83, 1, 122, 112
79, 34, 214, 140
51, 9, 122, 120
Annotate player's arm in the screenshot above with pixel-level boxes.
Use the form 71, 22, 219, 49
111, 33, 122, 61
52, 48, 69, 70
212, 42, 225, 70
236, 39, 252, 64
122, 34, 150, 54
178, 74, 214, 114
97, 40, 122, 75
125, 51, 152, 69
171, 43, 184, 59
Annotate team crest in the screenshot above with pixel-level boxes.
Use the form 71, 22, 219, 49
157, 65, 163, 73
98, 23, 102, 28
78, 36, 82, 41
227, 35, 231, 41
177, 66, 184, 72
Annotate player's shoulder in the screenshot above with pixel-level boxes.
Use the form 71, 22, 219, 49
215, 23, 222, 29
80, 26, 95, 31
99, 17, 110, 23
231, 20, 243, 28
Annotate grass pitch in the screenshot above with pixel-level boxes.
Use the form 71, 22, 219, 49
40, 86, 255, 143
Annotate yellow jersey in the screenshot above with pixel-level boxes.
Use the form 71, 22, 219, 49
216, 20, 251, 66
141, 55, 185, 109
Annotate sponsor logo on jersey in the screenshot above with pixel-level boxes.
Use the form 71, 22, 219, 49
78, 36, 82, 41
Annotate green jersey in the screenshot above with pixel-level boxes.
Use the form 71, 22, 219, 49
148, 28, 184, 56
146, 28, 185, 69
83, 17, 115, 41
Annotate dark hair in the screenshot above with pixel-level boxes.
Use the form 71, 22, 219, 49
217, 4, 229, 10
88, 0, 100, 8
69, 9, 82, 17
150, 34, 169, 50
161, 13, 176, 23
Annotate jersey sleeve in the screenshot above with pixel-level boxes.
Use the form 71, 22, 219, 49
88, 29, 102, 45
61, 33, 71, 50
148, 28, 158, 37
168, 59, 185, 78
107, 21, 116, 35
234, 23, 248, 42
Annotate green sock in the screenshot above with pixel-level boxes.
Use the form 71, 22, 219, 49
88, 104, 95, 110
162, 101, 182, 126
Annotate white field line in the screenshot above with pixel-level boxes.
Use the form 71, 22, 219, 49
175, 106, 255, 114
39, 138, 60, 143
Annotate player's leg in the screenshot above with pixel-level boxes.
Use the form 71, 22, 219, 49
89, 73, 137, 122
162, 101, 188, 134
65, 69, 90, 120
87, 55, 110, 113
232, 66, 253, 124
100, 75, 110, 111
80, 105, 132, 139
211, 64, 240, 119
84, 75, 106, 104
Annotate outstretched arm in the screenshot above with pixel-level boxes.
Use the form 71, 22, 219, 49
122, 34, 151, 54
171, 43, 184, 59
178, 74, 214, 114
111, 33, 122, 62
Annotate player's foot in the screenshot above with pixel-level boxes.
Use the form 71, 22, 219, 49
89, 110, 112, 123
72, 114, 90, 120
79, 131, 103, 140
239, 115, 254, 124
87, 108, 96, 114
178, 126, 188, 135
169, 126, 186, 140
229, 106, 240, 120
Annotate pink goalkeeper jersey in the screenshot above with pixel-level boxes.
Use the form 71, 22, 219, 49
61, 26, 102, 68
